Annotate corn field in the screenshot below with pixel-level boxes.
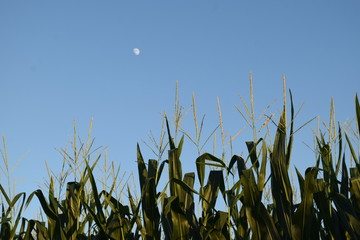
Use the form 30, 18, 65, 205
1, 81, 360, 239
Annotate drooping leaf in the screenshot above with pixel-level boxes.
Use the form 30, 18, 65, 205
228, 155, 246, 179
196, 153, 228, 187
246, 140, 260, 169
156, 159, 168, 186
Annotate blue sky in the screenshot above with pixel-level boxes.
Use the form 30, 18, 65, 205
1, 1, 359, 206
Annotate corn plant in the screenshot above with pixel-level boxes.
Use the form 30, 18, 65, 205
1, 79, 359, 239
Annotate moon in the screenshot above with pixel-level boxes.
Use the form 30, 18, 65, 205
133, 48, 140, 56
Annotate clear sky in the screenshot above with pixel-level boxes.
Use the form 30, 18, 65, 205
1, 1, 359, 206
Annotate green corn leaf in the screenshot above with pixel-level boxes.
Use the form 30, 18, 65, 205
246, 141, 260, 169
235, 206, 249, 239
148, 159, 158, 179
204, 211, 230, 240
332, 193, 360, 238
350, 177, 360, 215
34, 220, 50, 240
168, 147, 183, 197
156, 159, 168, 186
166, 119, 184, 199
9, 192, 26, 239
84, 159, 105, 225
177, 135, 184, 156
318, 141, 339, 193
228, 155, 246, 178
196, 153, 228, 187
295, 167, 305, 201
293, 167, 317, 240
0, 222, 10, 240
227, 180, 242, 202
0, 185, 27, 239
81, 201, 108, 239
17, 217, 27, 238
224, 189, 240, 221
0, 185, 11, 206
345, 133, 360, 166
160, 194, 171, 240
270, 105, 293, 238
64, 181, 82, 240
202, 170, 225, 216
141, 177, 161, 239
241, 169, 260, 207
27, 190, 57, 221
100, 190, 131, 217
350, 167, 360, 178
27, 189, 67, 239
314, 189, 342, 240
165, 116, 175, 150
258, 140, 267, 192
341, 157, 349, 197
23, 219, 36, 239
259, 203, 281, 240
286, 90, 295, 168
244, 207, 261, 240
336, 123, 343, 176
172, 176, 198, 197
162, 196, 189, 239
127, 187, 144, 237
79, 153, 102, 188
181, 172, 195, 211
136, 143, 148, 191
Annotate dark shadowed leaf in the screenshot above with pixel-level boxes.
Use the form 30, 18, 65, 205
196, 153, 227, 187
